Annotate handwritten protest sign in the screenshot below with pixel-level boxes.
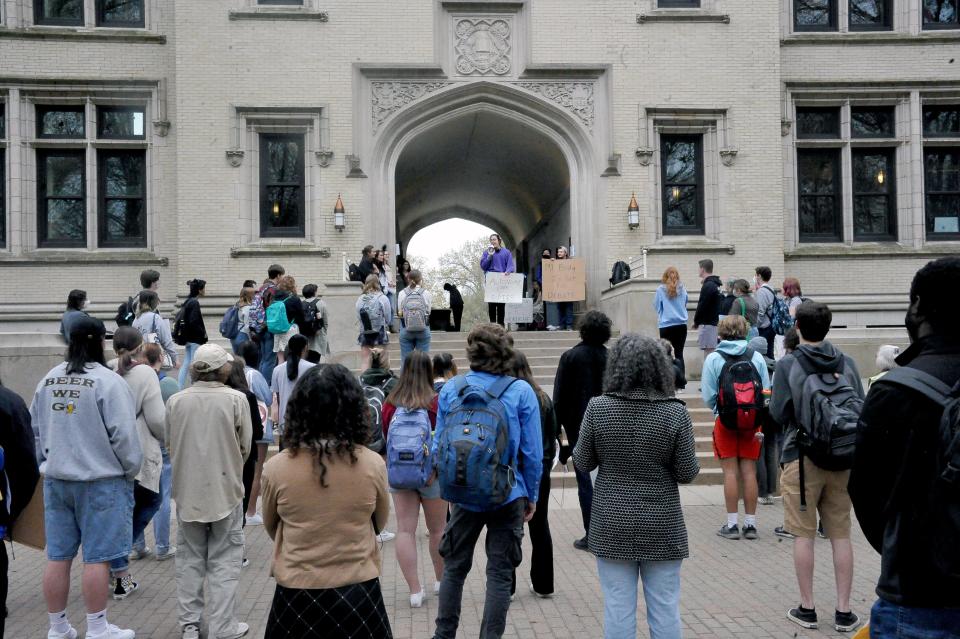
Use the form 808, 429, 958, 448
542, 258, 586, 302
484, 273, 525, 304
505, 298, 534, 324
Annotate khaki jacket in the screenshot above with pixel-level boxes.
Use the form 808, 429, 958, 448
165, 381, 251, 523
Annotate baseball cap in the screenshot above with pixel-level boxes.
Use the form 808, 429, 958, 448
192, 343, 233, 373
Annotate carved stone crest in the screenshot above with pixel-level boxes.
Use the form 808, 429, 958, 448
512, 81, 596, 130
455, 19, 511, 76
371, 81, 452, 133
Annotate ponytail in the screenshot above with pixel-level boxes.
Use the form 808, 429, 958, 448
286, 334, 309, 381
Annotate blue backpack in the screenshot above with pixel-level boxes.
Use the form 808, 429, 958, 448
436, 375, 517, 510
219, 305, 241, 339
266, 300, 292, 334
766, 286, 795, 335
386, 408, 434, 490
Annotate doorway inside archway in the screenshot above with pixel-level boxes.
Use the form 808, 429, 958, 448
394, 109, 572, 305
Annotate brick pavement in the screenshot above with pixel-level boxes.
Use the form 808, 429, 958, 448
6, 486, 881, 638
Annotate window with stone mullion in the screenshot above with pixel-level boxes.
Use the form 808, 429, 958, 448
852, 148, 896, 240
797, 148, 843, 242
259, 133, 306, 238
98, 149, 146, 247
795, 0, 838, 31
35, 0, 84, 26
37, 149, 87, 248
660, 135, 705, 236
849, 0, 893, 30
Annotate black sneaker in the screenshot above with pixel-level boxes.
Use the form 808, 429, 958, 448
817, 522, 827, 539
742, 525, 758, 540
573, 536, 589, 551
774, 526, 796, 539
834, 610, 860, 632
112, 575, 139, 600
717, 524, 740, 539
787, 606, 818, 629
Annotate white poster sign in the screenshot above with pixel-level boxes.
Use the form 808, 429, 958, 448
484, 273, 525, 304
505, 298, 534, 324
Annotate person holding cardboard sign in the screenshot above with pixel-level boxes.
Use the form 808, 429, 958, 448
480, 233, 516, 327
553, 246, 575, 331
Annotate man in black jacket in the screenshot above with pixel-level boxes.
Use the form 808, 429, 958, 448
0, 379, 41, 636
692, 259, 722, 357
849, 256, 960, 636
553, 310, 612, 551
443, 283, 464, 332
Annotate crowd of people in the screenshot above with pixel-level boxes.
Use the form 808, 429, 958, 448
0, 255, 957, 639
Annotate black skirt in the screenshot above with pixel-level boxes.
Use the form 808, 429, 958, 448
265, 579, 393, 638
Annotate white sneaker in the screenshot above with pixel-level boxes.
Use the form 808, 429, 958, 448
245, 513, 263, 526
529, 583, 552, 598
155, 546, 177, 561
376, 530, 396, 542
223, 622, 250, 638
47, 627, 78, 639
128, 547, 151, 560
85, 624, 135, 639
181, 625, 200, 639
547, 325, 559, 331
410, 590, 425, 608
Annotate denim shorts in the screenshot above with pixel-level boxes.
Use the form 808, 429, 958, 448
44, 476, 134, 564
388, 480, 442, 500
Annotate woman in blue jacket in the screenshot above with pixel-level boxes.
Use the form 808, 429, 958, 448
654, 266, 689, 373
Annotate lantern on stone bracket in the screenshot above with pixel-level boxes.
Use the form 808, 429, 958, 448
334, 194, 345, 232
628, 193, 640, 230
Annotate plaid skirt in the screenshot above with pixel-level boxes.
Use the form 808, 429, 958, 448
265, 579, 393, 638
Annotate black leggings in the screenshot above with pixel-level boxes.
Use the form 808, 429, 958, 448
488, 303, 505, 326
659, 324, 688, 373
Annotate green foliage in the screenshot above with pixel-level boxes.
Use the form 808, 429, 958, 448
407, 236, 490, 331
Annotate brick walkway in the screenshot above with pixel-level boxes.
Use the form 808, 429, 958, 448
7, 486, 880, 638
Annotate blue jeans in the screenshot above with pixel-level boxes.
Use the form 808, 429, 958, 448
597, 558, 682, 639
110, 482, 162, 575
230, 331, 249, 354
178, 342, 199, 388
134, 448, 172, 554
557, 302, 574, 330
870, 598, 960, 638
44, 476, 133, 564
258, 331, 276, 381
399, 327, 431, 369
575, 465, 593, 536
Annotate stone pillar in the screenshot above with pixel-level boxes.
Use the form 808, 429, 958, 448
323, 281, 363, 368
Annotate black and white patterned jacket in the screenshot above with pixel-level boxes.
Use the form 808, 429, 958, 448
573, 389, 699, 562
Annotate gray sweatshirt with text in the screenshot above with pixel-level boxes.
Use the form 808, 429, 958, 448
30, 362, 143, 482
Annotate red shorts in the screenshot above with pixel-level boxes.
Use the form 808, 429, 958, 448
712, 417, 762, 460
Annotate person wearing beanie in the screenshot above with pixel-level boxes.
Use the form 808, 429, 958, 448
166, 343, 252, 639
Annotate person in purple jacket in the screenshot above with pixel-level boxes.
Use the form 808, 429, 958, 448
480, 233, 516, 327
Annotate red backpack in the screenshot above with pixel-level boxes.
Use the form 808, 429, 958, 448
717, 349, 765, 431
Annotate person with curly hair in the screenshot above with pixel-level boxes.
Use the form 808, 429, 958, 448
552, 310, 613, 550
573, 333, 699, 639
261, 365, 392, 639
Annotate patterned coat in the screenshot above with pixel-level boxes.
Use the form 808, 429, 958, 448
572, 389, 699, 562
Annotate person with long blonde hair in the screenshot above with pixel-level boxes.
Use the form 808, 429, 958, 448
654, 266, 689, 374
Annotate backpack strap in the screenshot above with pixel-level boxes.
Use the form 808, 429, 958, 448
486, 375, 518, 400
452, 375, 470, 397
877, 367, 951, 408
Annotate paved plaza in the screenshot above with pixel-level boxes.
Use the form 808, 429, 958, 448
7, 485, 881, 638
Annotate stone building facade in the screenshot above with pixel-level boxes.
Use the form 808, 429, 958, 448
0, 0, 958, 332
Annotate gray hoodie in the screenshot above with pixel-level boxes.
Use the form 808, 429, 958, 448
770, 341, 864, 464
30, 362, 143, 482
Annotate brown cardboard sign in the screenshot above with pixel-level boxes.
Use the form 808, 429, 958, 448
542, 258, 586, 302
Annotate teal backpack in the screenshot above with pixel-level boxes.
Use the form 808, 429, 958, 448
266, 300, 292, 334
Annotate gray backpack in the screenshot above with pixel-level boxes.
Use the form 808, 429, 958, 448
359, 294, 385, 336
401, 289, 428, 333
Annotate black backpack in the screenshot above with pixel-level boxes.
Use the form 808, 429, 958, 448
879, 367, 960, 579
716, 349, 765, 431
610, 261, 631, 286
299, 299, 320, 337
115, 295, 137, 327
348, 263, 362, 282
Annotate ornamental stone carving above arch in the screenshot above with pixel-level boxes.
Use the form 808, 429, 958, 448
454, 18, 512, 76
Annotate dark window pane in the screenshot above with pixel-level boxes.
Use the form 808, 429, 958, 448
923, 107, 960, 136
853, 150, 896, 239
258, 0, 304, 4
850, 0, 891, 28
658, 0, 701, 6
797, 148, 841, 241
0, 150, 5, 247
97, 106, 145, 138
265, 139, 303, 184
796, 0, 836, 29
259, 134, 305, 237
97, 0, 144, 26
45, 199, 86, 241
923, 0, 958, 26
38, 106, 85, 138
924, 148, 960, 239
36, 0, 83, 24
660, 135, 704, 235
43, 154, 84, 197
98, 150, 146, 247
796, 107, 840, 138
0, 112, 5, 139
852, 107, 895, 137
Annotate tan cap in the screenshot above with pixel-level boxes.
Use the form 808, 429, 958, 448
192, 343, 233, 373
